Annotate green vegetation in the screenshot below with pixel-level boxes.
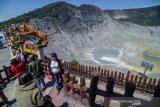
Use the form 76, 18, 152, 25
71, 58, 78, 67
105, 5, 160, 26
0, 1, 76, 29
0, 2, 159, 29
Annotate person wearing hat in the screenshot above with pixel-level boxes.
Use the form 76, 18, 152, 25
28, 54, 45, 93
15, 72, 44, 107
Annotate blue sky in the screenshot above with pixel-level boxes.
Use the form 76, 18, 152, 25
0, 0, 160, 22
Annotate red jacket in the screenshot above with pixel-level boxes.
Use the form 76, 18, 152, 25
11, 62, 27, 78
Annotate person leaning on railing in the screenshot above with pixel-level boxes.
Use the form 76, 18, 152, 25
10, 58, 27, 84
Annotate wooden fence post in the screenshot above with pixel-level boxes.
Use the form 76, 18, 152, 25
69, 62, 71, 71
88, 71, 99, 107
106, 77, 114, 93
71, 75, 76, 94
111, 71, 113, 77
125, 71, 130, 83
154, 85, 160, 97
104, 70, 107, 81
107, 70, 110, 78
130, 75, 134, 83
151, 79, 157, 93
118, 72, 121, 83
100, 69, 103, 81
141, 78, 148, 90
98, 66, 100, 72
82, 65, 85, 75
66, 62, 69, 70
94, 67, 97, 71
134, 75, 138, 85
124, 82, 136, 97
78, 64, 81, 75
80, 76, 86, 99
62, 70, 71, 92
146, 78, 152, 91
85, 66, 88, 76
80, 65, 83, 75
74, 64, 78, 74
137, 77, 143, 88
91, 66, 94, 72
62, 61, 66, 69
121, 73, 124, 84
89, 66, 91, 77
114, 71, 117, 83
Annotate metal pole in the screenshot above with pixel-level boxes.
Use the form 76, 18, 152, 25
143, 68, 147, 76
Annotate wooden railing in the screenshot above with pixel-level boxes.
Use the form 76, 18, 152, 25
0, 66, 14, 83
1, 59, 158, 95
41, 60, 160, 107
62, 61, 160, 94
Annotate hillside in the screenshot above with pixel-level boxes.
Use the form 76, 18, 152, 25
0, 1, 76, 29
0, 1, 160, 77
0, 2, 160, 29
105, 5, 160, 26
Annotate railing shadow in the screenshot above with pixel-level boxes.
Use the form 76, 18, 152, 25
43, 79, 55, 91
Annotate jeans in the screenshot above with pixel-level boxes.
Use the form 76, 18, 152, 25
35, 75, 45, 93
53, 72, 62, 90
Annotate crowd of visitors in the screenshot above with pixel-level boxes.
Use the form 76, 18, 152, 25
0, 30, 65, 107
0, 48, 64, 107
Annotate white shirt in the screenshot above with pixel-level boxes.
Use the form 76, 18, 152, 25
50, 60, 60, 74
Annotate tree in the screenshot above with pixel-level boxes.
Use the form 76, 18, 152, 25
71, 58, 78, 67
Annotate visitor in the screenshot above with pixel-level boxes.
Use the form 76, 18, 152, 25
28, 54, 45, 93
13, 50, 25, 62
15, 72, 44, 107
8, 36, 17, 55
10, 58, 27, 84
50, 52, 63, 95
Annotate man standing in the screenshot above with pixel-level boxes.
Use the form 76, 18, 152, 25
28, 55, 45, 93
50, 53, 62, 95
